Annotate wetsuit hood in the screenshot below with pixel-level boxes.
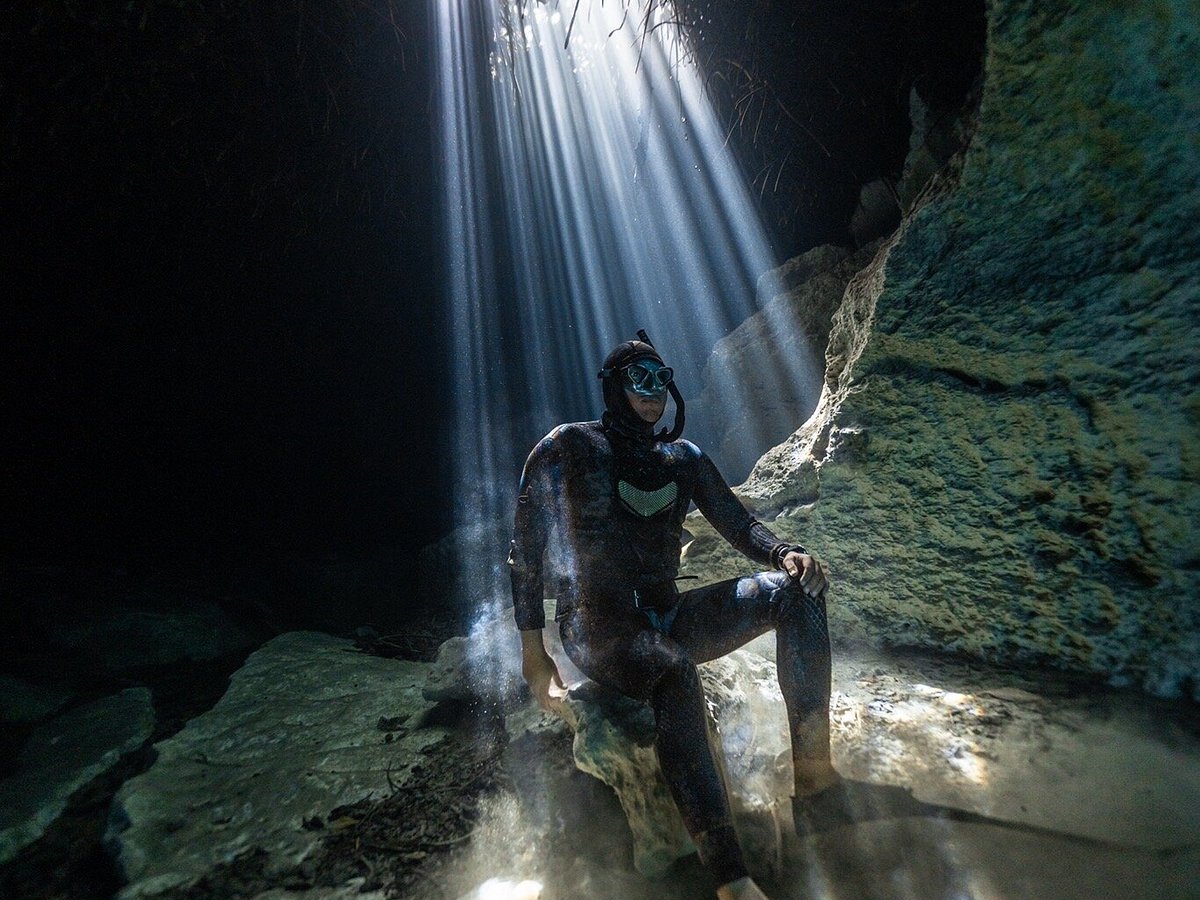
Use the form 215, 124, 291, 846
597, 332, 686, 442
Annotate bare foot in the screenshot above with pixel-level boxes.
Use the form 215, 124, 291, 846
716, 876, 771, 900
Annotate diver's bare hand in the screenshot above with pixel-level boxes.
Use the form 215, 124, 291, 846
521, 646, 567, 713
782, 551, 828, 598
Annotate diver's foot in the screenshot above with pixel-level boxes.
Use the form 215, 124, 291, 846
716, 876, 771, 900
791, 777, 936, 835
793, 759, 841, 798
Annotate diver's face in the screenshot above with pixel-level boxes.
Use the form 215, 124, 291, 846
625, 388, 667, 423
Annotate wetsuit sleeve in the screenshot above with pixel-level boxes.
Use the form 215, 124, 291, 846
507, 432, 559, 631
692, 449, 807, 570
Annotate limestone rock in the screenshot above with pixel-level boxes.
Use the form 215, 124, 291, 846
108, 632, 450, 897
435, 605, 793, 878
716, 0, 1200, 697
687, 242, 882, 483
557, 650, 790, 877
0, 688, 154, 865
423, 599, 586, 709
497, 625, 790, 879
825, 649, 1200, 854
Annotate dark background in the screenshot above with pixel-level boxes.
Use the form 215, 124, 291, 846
1, 1, 983, 624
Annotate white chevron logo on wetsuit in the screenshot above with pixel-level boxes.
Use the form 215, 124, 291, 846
617, 479, 678, 518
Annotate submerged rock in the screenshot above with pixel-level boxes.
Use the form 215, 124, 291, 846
108, 632, 450, 897
553, 649, 791, 879
0, 687, 154, 865
687, 242, 882, 483
423, 600, 586, 709
693, 0, 1200, 698
445, 609, 791, 878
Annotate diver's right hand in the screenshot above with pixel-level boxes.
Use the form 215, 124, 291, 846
522, 648, 567, 713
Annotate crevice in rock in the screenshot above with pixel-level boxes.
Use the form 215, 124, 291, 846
736, 72, 989, 518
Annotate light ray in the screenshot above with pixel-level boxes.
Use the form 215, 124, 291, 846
432, 0, 823, 689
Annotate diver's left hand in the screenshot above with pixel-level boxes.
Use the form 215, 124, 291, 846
782, 551, 828, 598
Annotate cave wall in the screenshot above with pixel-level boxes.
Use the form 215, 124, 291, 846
692, 0, 1199, 697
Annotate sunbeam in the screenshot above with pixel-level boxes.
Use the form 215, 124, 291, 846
430, 4, 832, 893
433, 0, 822, 619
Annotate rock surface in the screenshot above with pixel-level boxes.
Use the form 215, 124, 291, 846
0, 688, 154, 865
452, 607, 793, 879
687, 242, 881, 483
108, 632, 450, 897
424, 600, 587, 709
407, 643, 1200, 900
826, 650, 1200, 853
555, 650, 793, 878
691, 0, 1200, 698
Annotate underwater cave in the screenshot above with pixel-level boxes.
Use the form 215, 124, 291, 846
1, 0, 1197, 897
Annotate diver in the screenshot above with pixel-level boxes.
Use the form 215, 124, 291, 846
508, 332, 837, 899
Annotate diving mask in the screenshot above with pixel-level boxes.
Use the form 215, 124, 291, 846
623, 360, 674, 397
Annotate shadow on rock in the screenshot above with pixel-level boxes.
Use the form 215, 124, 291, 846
793, 778, 1149, 852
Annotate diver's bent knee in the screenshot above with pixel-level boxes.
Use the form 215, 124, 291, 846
768, 573, 804, 614
775, 581, 829, 632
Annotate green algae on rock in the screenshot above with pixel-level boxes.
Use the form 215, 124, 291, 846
688, 0, 1199, 699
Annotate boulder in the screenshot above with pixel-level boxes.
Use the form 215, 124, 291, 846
423, 599, 586, 709
435, 609, 791, 878
554, 650, 790, 878
108, 632, 451, 897
0, 688, 154, 865
693, 0, 1200, 698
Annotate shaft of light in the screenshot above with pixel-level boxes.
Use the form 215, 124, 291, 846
433, 0, 820, 613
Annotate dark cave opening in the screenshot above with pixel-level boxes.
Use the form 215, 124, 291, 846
5, 2, 1200, 898
1, 0, 985, 629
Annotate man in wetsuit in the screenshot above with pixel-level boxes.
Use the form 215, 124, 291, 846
508, 335, 837, 900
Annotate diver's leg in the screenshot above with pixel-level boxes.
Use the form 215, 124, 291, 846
559, 612, 749, 887
670, 573, 837, 797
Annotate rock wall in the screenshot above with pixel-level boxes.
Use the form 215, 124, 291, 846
691, 0, 1200, 698
686, 242, 882, 483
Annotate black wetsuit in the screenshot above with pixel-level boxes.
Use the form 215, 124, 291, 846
509, 419, 831, 885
